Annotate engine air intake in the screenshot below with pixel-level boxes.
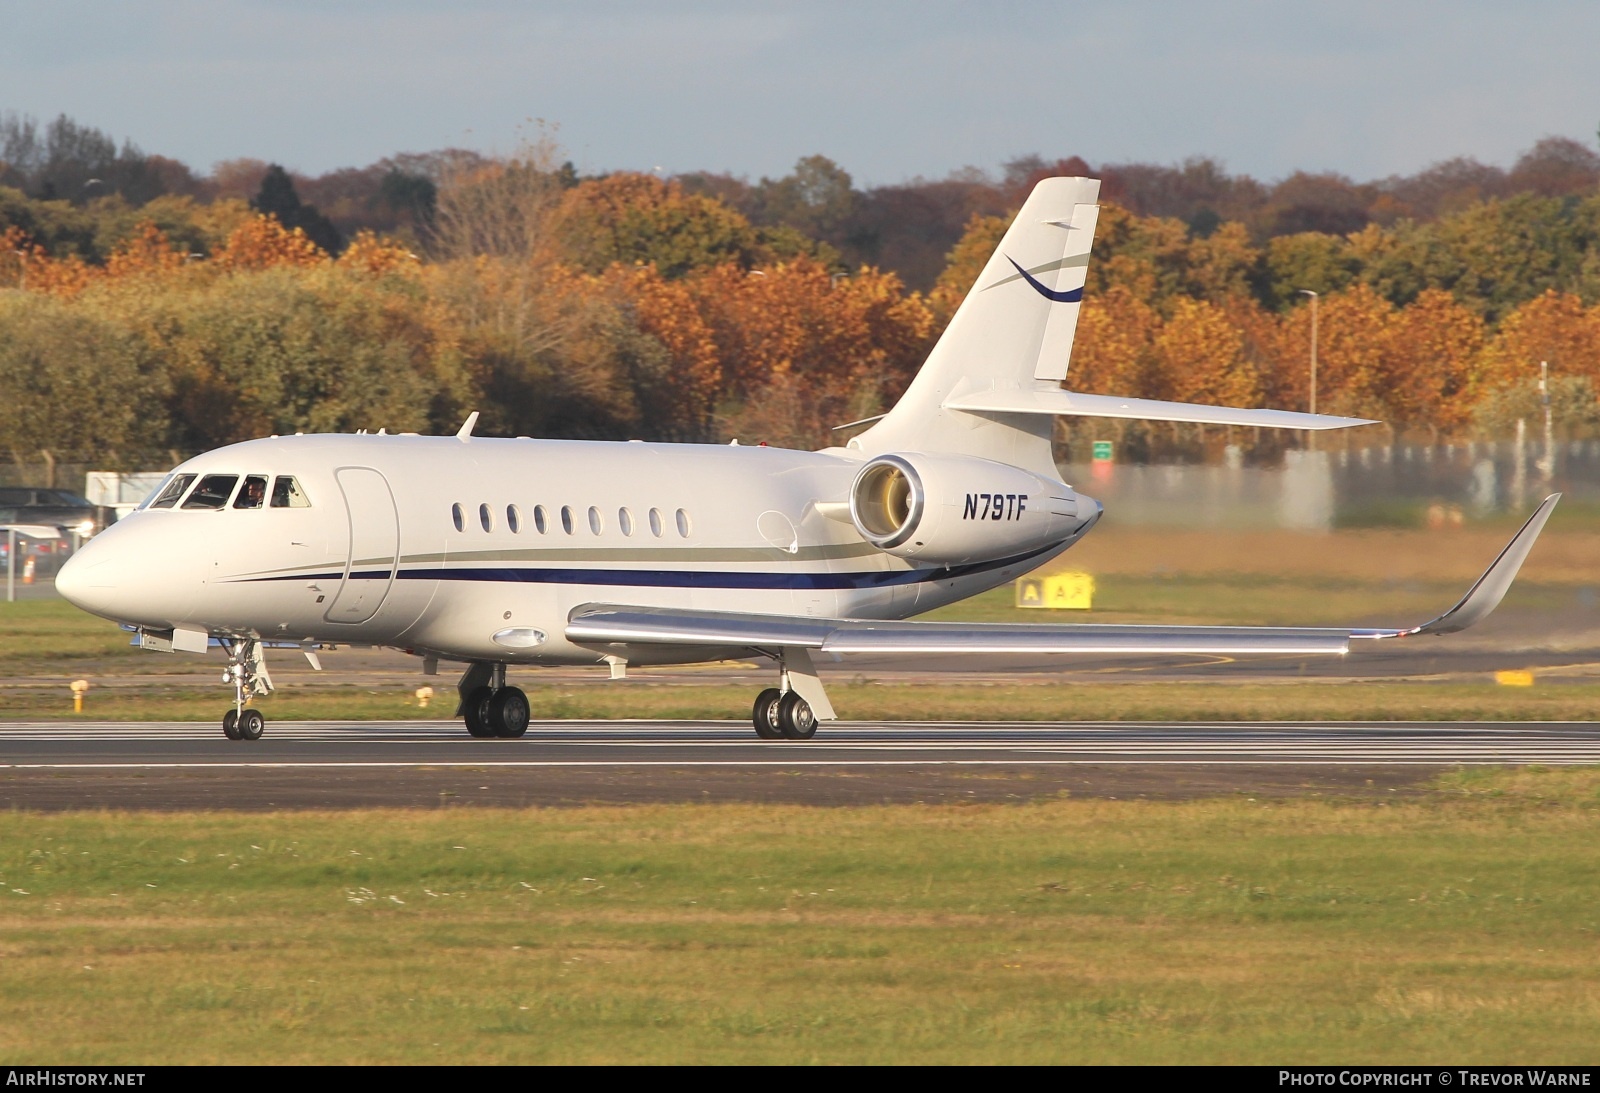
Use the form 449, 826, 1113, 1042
850, 456, 923, 548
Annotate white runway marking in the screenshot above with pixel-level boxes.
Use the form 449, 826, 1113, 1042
3, 720, 1600, 766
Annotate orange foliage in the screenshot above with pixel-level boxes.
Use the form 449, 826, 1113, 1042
1288, 283, 1397, 419
719, 261, 931, 400
1069, 287, 1159, 395
617, 258, 934, 445
1383, 289, 1485, 429
1153, 297, 1260, 407
1479, 290, 1600, 390
104, 222, 188, 279
213, 214, 328, 271
0, 226, 29, 289
614, 265, 721, 432
337, 231, 419, 276
1222, 295, 1299, 411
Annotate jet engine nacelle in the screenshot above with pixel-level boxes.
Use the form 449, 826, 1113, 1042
848, 452, 1083, 566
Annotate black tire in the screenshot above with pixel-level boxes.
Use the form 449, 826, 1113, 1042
237, 708, 265, 741
778, 691, 818, 740
222, 709, 241, 740
489, 686, 531, 738
752, 688, 783, 739
464, 685, 496, 737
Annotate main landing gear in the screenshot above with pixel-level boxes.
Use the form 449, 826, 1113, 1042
220, 638, 273, 741
752, 688, 817, 740
749, 650, 829, 740
457, 661, 530, 738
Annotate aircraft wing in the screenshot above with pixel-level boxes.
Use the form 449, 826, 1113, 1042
567, 494, 1560, 657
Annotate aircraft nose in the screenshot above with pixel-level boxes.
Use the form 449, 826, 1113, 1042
54, 550, 95, 610
56, 525, 199, 628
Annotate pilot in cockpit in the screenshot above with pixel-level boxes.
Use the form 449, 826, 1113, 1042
234, 476, 267, 510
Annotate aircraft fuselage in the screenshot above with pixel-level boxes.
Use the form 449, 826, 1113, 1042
61, 433, 1098, 669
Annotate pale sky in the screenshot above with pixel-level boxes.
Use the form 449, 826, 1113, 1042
2, 1, 1597, 185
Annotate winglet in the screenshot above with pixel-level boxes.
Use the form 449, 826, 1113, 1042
456, 411, 479, 440
1356, 494, 1561, 640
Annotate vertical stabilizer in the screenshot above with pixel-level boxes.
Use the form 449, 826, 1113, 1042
853, 177, 1101, 475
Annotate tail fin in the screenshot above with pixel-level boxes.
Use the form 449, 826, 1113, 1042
852, 175, 1375, 471
853, 177, 1101, 474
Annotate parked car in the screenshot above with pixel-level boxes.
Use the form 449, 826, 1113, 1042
0, 525, 76, 578
0, 487, 101, 538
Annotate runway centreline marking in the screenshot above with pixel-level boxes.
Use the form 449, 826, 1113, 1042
0, 760, 1567, 769
9, 716, 1600, 726
7, 736, 1598, 747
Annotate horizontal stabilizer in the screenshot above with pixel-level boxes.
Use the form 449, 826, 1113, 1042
943, 388, 1376, 431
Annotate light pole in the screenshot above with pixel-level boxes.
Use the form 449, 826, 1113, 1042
1538, 360, 1554, 484
1298, 289, 1319, 416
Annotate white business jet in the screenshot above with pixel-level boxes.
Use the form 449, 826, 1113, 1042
55, 177, 1558, 741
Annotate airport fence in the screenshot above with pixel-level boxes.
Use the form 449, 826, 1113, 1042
1062, 436, 1600, 529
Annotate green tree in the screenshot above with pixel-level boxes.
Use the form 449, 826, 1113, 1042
251, 165, 344, 256
0, 292, 163, 461
155, 266, 454, 448
560, 173, 762, 278
1258, 232, 1359, 310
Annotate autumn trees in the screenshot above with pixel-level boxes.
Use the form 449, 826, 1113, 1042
2, 117, 1600, 467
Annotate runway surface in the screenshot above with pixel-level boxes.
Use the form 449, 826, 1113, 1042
6, 718, 1600, 766
1, 719, 1597, 812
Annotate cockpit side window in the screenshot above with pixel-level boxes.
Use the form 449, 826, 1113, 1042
270, 476, 312, 508
181, 474, 239, 510
147, 474, 196, 510
234, 475, 269, 510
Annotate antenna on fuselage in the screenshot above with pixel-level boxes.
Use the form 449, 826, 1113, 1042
456, 411, 480, 440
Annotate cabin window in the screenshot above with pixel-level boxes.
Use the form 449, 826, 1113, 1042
451, 503, 464, 532
507, 505, 522, 534
560, 505, 574, 534
676, 508, 691, 537
534, 505, 548, 534
233, 475, 268, 510
588, 506, 603, 535
181, 474, 239, 510
648, 508, 663, 537
618, 507, 634, 536
147, 474, 196, 510
479, 503, 494, 532
270, 476, 311, 508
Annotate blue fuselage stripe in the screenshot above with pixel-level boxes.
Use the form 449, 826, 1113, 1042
255, 546, 1057, 591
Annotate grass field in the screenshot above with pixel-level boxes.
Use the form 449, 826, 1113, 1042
2, 767, 1598, 1064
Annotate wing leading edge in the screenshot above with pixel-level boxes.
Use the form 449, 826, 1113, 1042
565, 494, 1560, 659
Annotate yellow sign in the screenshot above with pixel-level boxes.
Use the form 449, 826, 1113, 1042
1015, 572, 1094, 610
1494, 670, 1535, 687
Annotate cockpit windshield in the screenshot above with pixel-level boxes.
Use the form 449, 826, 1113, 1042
181, 474, 239, 510
146, 472, 312, 511
147, 474, 197, 510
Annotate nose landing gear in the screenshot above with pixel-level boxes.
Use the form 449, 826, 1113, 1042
220, 638, 273, 741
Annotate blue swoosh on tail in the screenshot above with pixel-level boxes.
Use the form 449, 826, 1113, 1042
1008, 256, 1083, 303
